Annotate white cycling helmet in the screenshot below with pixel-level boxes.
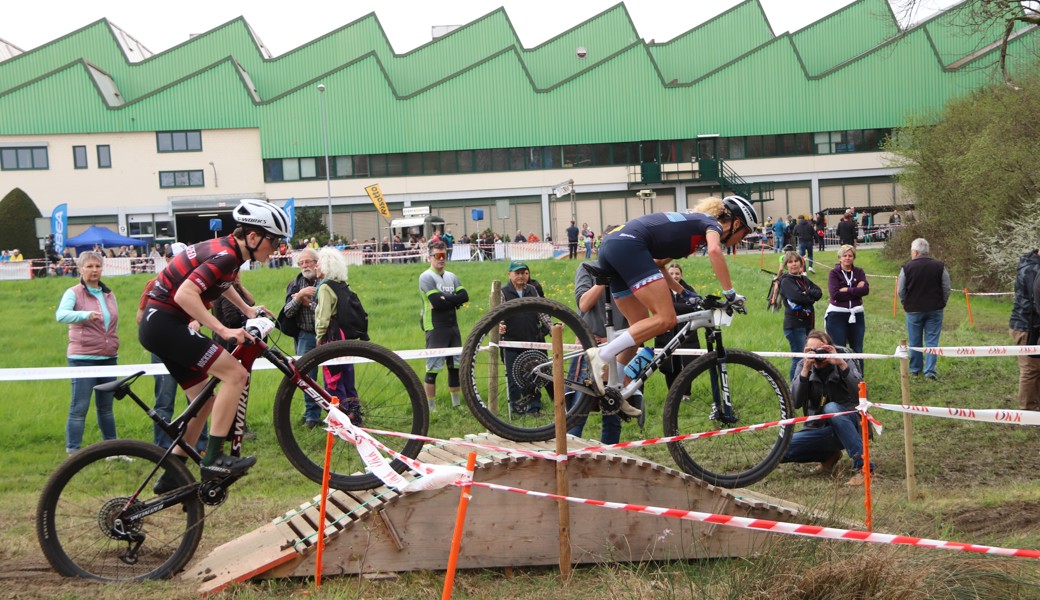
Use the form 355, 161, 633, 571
232, 199, 290, 238
722, 195, 759, 229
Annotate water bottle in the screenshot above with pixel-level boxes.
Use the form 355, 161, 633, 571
623, 347, 654, 380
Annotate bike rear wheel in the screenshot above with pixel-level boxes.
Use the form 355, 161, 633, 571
273, 340, 428, 491
662, 349, 793, 488
460, 296, 596, 442
36, 440, 204, 580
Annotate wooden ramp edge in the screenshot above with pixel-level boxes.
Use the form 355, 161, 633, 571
184, 434, 810, 595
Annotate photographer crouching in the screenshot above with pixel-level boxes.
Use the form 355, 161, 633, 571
780, 329, 874, 486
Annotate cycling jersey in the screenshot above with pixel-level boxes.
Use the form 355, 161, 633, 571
146, 235, 245, 322
606, 212, 722, 259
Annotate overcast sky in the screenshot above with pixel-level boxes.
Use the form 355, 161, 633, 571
4, 0, 958, 56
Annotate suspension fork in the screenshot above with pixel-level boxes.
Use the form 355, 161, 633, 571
706, 329, 737, 423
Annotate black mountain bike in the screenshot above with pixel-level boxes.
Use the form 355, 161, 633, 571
36, 317, 427, 581
459, 264, 793, 488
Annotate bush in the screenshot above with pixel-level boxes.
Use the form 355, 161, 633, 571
0, 187, 43, 258
883, 67, 1040, 290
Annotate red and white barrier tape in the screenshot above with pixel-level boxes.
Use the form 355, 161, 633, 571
463, 479, 1040, 559
864, 401, 1040, 426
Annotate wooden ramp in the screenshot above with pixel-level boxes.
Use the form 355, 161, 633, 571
184, 434, 806, 595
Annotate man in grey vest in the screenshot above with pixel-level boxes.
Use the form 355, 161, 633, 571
897, 238, 951, 380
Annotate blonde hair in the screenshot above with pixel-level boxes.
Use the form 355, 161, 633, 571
839, 244, 856, 259
316, 247, 348, 282
691, 197, 726, 220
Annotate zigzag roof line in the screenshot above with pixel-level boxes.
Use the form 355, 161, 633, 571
3, 0, 1021, 105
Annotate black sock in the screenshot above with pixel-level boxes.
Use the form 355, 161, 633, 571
202, 435, 226, 466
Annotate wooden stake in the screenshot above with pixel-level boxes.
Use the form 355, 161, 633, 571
488, 280, 502, 415
551, 323, 572, 582
442, 452, 477, 600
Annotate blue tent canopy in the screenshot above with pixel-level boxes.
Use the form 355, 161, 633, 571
65, 226, 149, 252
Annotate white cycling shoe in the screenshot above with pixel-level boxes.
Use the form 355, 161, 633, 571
584, 347, 607, 396
618, 398, 642, 418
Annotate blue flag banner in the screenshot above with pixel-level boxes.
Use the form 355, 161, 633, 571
51, 203, 68, 253
283, 197, 296, 239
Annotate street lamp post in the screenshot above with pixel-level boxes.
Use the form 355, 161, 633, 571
317, 83, 333, 239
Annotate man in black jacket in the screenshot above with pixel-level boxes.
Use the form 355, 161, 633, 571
498, 261, 550, 414
793, 216, 817, 273
836, 214, 858, 247
1012, 248, 1040, 410
897, 238, 951, 381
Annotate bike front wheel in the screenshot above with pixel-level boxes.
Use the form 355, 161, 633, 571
662, 349, 793, 488
36, 440, 204, 580
460, 296, 596, 442
273, 340, 428, 491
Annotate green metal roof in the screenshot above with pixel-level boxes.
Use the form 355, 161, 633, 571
0, 0, 1036, 157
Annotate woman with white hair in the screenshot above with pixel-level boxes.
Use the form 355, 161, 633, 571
55, 250, 121, 454
314, 248, 368, 423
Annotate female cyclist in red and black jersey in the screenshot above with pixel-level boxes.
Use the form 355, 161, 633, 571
586, 196, 758, 406
139, 199, 289, 489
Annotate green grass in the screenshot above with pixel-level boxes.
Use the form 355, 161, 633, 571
3, 249, 1039, 599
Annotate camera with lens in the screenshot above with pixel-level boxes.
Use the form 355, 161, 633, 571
808, 348, 828, 360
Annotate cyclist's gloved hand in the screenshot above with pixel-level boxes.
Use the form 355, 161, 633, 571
723, 289, 738, 302
680, 289, 701, 306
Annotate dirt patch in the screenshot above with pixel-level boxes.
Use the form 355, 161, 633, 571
946, 501, 1040, 539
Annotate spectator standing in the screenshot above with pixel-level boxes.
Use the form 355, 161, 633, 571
779, 330, 873, 486
654, 263, 702, 401
498, 261, 550, 414
771, 217, 787, 253
526, 231, 540, 243
1010, 247, 1040, 411
778, 251, 823, 380
825, 245, 869, 371
814, 212, 827, 252
584, 229, 595, 259
314, 248, 366, 423
281, 248, 321, 425
896, 238, 952, 380
514, 230, 526, 243
566, 221, 580, 259
793, 216, 817, 273
419, 241, 469, 410
837, 214, 857, 247
55, 251, 120, 454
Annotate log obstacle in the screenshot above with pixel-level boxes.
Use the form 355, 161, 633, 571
184, 434, 808, 595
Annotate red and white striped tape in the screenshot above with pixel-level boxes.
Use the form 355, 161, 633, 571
463, 479, 1040, 559
865, 401, 1040, 426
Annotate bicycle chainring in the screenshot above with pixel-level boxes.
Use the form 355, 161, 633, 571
600, 387, 622, 416
199, 480, 229, 506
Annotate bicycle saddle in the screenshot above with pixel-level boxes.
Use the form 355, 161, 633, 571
580, 263, 612, 286
94, 371, 146, 398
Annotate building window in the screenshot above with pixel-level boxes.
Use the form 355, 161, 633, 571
1, 146, 48, 170
73, 146, 88, 169
156, 131, 202, 152
97, 145, 111, 168
159, 170, 204, 188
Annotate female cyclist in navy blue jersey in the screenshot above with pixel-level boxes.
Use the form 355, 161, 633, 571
586, 196, 758, 404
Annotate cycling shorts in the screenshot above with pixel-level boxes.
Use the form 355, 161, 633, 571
424, 327, 461, 372
139, 305, 226, 389
596, 234, 664, 299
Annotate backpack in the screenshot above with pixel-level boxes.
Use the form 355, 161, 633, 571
322, 280, 370, 342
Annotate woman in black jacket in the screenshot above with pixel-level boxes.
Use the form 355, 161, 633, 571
654, 263, 702, 402
778, 251, 823, 380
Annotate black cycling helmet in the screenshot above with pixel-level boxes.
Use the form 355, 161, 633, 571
722, 195, 759, 230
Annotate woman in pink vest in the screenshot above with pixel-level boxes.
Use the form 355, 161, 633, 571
55, 250, 120, 454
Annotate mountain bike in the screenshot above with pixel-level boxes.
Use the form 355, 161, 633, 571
36, 317, 427, 581
459, 264, 793, 488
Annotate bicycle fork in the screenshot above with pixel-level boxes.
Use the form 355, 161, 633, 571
705, 331, 738, 424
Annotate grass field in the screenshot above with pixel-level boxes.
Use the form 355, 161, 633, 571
3, 248, 1040, 599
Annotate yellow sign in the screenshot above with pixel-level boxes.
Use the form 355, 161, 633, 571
364, 183, 391, 219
